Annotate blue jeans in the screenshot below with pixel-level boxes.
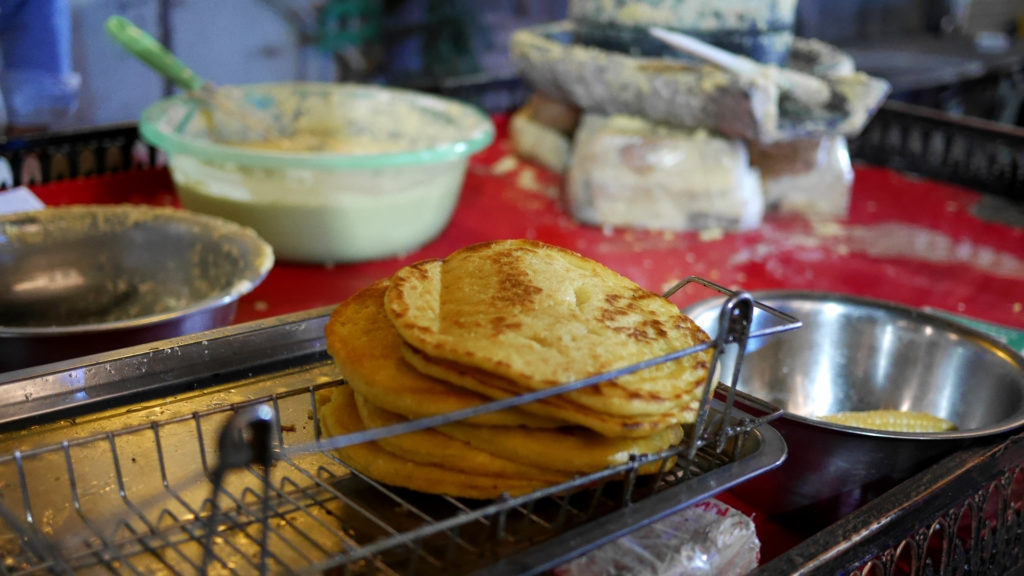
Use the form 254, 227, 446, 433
0, 0, 79, 127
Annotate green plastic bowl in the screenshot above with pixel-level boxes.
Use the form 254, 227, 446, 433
140, 82, 495, 264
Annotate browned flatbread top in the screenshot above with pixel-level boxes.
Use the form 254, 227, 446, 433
324, 279, 563, 428
385, 240, 712, 418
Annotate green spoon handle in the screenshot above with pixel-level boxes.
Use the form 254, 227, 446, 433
105, 15, 205, 92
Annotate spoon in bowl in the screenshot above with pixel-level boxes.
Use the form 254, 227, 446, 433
105, 15, 291, 143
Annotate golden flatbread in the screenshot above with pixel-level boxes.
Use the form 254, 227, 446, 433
402, 343, 695, 438
385, 240, 712, 418
352, 391, 568, 483
354, 385, 677, 476
437, 416, 682, 476
325, 279, 564, 429
319, 387, 554, 499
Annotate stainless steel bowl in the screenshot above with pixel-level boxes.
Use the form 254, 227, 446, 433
0, 205, 274, 373
685, 291, 1024, 528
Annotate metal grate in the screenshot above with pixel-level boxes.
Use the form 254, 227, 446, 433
0, 279, 796, 575
849, 100, 1024, 203
755, 432, 1024, 576
0, 124, 161, 190
0, 380, 778, 576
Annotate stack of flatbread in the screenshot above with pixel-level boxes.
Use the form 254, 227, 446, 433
319, 240, 712, 499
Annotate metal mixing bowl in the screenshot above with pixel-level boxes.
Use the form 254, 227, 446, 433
684, 291, 1024, 529
0, 205, 274, 373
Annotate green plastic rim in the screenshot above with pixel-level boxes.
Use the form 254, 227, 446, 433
139, 83, 496, 170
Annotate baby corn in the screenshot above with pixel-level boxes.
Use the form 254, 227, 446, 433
819, 409, 956, 432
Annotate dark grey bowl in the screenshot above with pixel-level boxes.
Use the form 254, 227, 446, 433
0, 205, 274, 372
568, 0, 798, 64
685, 291, 1024, 529
570, 21, 795, 66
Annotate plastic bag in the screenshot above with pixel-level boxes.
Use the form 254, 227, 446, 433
553, 498, 760, 576
750, 135, 854, 219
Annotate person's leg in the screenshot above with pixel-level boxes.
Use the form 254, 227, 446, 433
0, 0, 80, 133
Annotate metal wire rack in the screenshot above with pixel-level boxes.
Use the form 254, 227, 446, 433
0, 278, 798, 575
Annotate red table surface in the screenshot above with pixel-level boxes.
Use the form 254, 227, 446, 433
27, 118, 1024, 563
34, 123, 1024, 332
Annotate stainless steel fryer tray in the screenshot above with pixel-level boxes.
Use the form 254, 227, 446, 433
0, 280, 794, 575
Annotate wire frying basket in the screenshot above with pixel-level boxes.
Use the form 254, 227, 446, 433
0, 278, 800, 575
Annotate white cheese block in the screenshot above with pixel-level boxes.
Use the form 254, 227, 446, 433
521, 92, 580, 135
510, 109, 573, 173
567, 114, 764, 231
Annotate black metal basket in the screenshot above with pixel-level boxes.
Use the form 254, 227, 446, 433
0, 123, 157, 189
849, 100, 1024, 204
